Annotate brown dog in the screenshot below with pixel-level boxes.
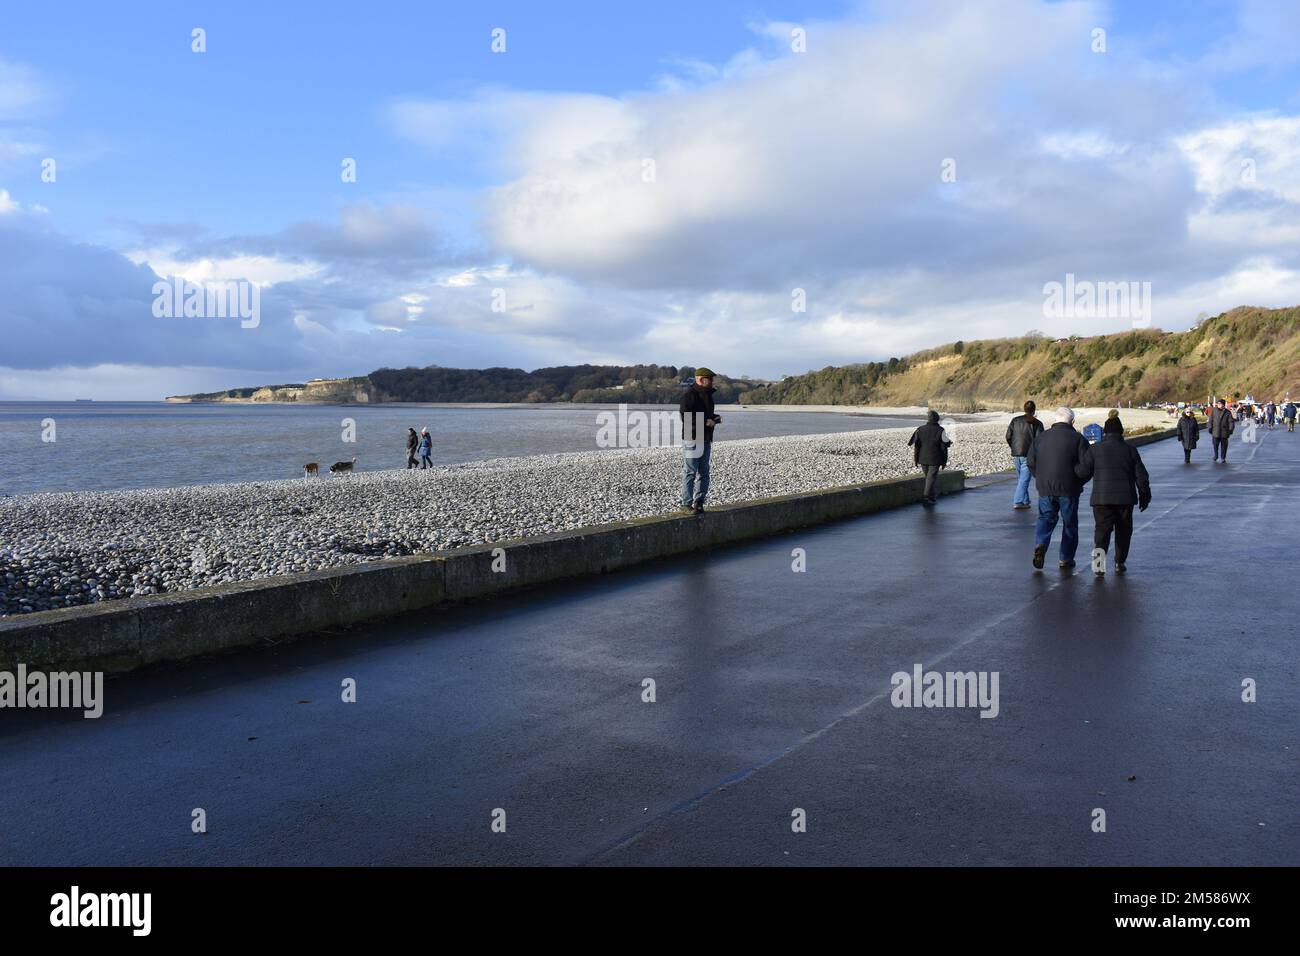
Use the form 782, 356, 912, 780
303, 462, 319, 477
329, 457, 357, 474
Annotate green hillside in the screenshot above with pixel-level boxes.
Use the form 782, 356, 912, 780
740, 306, 1300, 410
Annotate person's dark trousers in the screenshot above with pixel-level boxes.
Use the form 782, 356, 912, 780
407, 454, 418, 469
922, 465, 940, 501
1184, 447, 1192, 463
1093, 504, 1134, 564
1035, 494, 1080, 562
420, 453, 432, 469
1212, 436, 1229, 460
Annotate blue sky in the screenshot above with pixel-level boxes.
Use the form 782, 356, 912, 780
3, 0, 1300, 398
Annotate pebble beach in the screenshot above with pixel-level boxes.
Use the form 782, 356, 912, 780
0, 416, 1142, 616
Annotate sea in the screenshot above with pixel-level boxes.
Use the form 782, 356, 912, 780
0, 402, 922, 497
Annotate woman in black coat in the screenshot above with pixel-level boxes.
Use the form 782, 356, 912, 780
1177, 408, 1200, 463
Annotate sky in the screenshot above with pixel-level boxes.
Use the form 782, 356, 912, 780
2, 0, 1300, 399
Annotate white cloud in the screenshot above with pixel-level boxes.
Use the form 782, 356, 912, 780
128, 251, 324, 287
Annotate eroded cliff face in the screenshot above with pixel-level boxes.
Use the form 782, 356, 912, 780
166, 378, 375, 403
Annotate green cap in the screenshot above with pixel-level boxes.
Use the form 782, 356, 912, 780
693, 367, 716, 379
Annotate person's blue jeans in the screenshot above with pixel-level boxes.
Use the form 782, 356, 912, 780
1035, 494, 1080, 562
1012, 456, 1032, 506
681, 441, 712, 507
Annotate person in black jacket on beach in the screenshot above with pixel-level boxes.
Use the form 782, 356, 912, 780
678, 367, 722, 514
405, 427, 419, 469
908, 410, 952, 505
1075, 416, 1151, 574
1027, 406, 1091, 570
1177, 408, 1200, 463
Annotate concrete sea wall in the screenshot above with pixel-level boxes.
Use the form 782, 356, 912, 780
0, 429, 1178, 673
1, 469, 968, 671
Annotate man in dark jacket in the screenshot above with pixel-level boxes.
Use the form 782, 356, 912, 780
678, 367, 722, 514
1177, 408, 1200, 463
1005, 400, 1044, 510
405, 427, 419, 469
1026, 406, 1092, 570
908, 410, 952, 505
1075, 417, 1151, 574
1208, 399, 1235, 462
1285, 401, 1297, 432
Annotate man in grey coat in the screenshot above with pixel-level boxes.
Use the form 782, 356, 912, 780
1208, 399, 1235, 463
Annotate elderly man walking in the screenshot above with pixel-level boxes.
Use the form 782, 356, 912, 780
1209, 399, 1235, 462
1027, 406, 1092, 570
678, 367, 723, 514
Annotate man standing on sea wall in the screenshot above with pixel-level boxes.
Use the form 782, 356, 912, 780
1209, 399, 1235, 463
1005, 400, 1043, 510
1027, 406, 1092, 570
679, 367, 722, 515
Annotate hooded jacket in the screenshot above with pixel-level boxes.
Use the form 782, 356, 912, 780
908, 411, 951, 466
1027, 422, 1091, 497
1177, 414, 1199, 448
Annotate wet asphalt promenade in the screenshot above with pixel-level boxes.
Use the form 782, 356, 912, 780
2, 429, 1296, 866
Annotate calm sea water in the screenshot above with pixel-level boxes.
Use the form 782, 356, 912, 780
0, 402, 921, 497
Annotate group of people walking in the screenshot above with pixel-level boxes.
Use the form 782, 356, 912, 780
405, 427, 432, 469
1175, 400, 1237, 463
1240, 399, 1296, 430
673, 368, 1289, 576
1001, 403, 1151, 573
1176, 397, 1298, 463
